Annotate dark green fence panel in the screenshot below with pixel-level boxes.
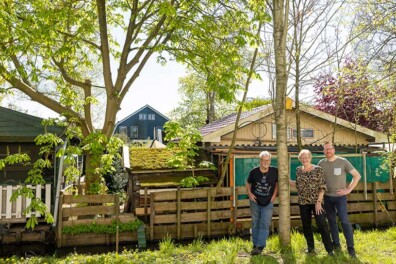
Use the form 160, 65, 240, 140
234, 154, 389, 187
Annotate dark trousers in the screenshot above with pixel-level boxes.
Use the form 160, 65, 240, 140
299, 204, 333, 253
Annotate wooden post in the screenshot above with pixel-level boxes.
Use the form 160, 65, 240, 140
115, 195, 120, 216
234, 188, 238, 231
116, 225, 119, 254
373, 182, 378, 227
207, 188, 212, 237
150, 193, 154, 241
144, 187, 148, 215
177, 186, 181, 239
363, 152, 367, 200
56, 194, 64, 248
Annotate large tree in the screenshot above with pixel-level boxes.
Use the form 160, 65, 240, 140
0, 0, 261, 192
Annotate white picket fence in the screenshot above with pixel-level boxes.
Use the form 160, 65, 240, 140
0, 184, 51, 222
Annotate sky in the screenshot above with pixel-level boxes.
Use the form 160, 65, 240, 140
2, 55, 268, 123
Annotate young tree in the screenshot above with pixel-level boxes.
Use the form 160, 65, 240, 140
271, 0, 291, 246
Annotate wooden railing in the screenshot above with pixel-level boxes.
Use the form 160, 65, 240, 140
0, 184, 51, 224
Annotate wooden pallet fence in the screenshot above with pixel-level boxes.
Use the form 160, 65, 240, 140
147, 181, 396, 241
56, 194, 140, 247
0, 184, 51, 224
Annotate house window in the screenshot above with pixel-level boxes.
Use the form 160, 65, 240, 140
272, 123, 291, 139
130, 126, 138, 138
148, 114, 155, 120
293, 128, 314, 138
139, 113, 147, 120
119, 126, 127, 135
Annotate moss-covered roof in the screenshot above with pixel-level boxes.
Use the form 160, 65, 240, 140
130, 147, 178, 171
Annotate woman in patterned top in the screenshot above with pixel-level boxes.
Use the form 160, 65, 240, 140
290, 149, 334, 256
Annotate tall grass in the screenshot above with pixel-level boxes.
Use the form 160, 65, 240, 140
1, 227, 395, 263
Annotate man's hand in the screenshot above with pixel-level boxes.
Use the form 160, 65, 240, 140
248, 192, 257, 202
336, 188, 351, 196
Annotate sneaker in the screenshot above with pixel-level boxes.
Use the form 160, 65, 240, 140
349, 253, 357, 258
305, 248, 315, 254
328, 251, 335, 256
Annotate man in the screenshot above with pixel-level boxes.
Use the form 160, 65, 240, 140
318, 142, 361, 258
246, 151, 278, 255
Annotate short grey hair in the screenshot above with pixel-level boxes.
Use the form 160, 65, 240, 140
259, 151, 272, 159
298, 149, 312, 161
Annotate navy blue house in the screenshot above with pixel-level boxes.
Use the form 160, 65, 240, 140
114, 105, 169, 142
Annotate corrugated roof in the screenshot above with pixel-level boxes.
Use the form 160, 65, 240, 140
200, 105, 270, 136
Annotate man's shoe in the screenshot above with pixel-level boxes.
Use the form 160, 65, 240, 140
333, 245, 342, 252
347, 246, 356, 258
251, 247, 263, 255
305, 248, 315, 254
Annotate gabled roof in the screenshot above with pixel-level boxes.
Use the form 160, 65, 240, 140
0, 106, 65, 142
200, 103, 387, 143
116, 104, 170, 125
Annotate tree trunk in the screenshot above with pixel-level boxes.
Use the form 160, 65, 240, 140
84, 153, 102, 195
272, 0, 291, 246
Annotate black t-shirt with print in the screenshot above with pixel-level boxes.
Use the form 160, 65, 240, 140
247, 166, 278, 206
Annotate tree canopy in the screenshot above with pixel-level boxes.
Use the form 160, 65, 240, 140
0, 0, 268, 191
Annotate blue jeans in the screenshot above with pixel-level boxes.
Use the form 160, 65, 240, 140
250, 200, 274, 248
323, 195, 355, 253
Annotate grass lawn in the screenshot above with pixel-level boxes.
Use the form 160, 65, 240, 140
1, 227, 395, 263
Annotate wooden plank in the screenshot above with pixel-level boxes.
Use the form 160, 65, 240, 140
61, 231, 138, 247
154, 209, 233, 224
151, 187, 235, 202
35, 185, 42, 217
63, 194, 116, 204
151, 222, 239, 241
154, 200, 234, 212
62, 218, 115, 227
26, 185, 32, 217
347, 202, 375, 212
62, 205, 116, 218
16, 185, 22, 218
387, 201, 396, 210
45, 184, 51, 213
376, 193, 395, 201
6, 185, 12, 219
